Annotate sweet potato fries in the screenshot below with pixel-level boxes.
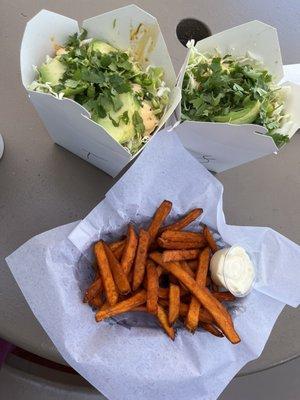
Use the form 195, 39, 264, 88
84, 200, 240, 343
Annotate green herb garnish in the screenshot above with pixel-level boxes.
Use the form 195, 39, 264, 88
182, 45, 290, 147
29, 29, 170, 154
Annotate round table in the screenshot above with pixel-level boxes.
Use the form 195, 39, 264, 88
0, 0, 299, 378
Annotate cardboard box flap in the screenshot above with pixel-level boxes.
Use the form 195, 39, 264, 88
21, 10, 79, 86
281, 82, 300, 137
175, 121, 278, 173
28, 91, 131, 176
195, 21, 283, 81
82, 4, 176, 87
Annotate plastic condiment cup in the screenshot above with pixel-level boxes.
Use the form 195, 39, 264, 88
210, 245, 256, 297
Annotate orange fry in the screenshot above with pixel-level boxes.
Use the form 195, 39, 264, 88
148, 200, 172, 244
113, 243, 125, 261
157, 305, 175, 340
199, 322, 224, 337
180, 261, 195, 278
160, 208, 203, 232
108, 239, 126, 252
96, 290, 147, 322
94, 241, 118, 306
150, 252, 240, 344
212, 292, 236, 302
146, 260, 159, 314
132, 229, 150, 291
158, 287, 169, 299
158, 238, 205, 250
104, 243, 131, 295
178, 303, 214, 324
203, 225, 218, 253
121, 224, 138, 275
89, 295, 103, 309
83, 277, 102, 303
160, 230, 206, 245
187, 259, 198, 271
169, 284, 180, 325
186, 247, 211, 332
162, 249, 199, 262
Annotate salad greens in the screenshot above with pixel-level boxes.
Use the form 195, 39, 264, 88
181, 44, 290, 147
29, 29, 170, 154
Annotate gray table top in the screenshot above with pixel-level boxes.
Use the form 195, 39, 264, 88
0, 0, 299, 376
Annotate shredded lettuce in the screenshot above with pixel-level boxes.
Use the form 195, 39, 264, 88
181, 44, 290, 147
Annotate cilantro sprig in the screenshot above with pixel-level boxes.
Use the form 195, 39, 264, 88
182, 47, 290, 147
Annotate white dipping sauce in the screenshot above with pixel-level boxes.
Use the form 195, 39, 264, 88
210, 245, 255, 296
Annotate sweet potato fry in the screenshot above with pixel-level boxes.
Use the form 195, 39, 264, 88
203, 225, 218, 253
186, 247, 211, 332
156, 265, 163, 278
83, 277, 102, 303
104, 243, 131, 295
199, 322, 224, 337
132, 229, 150, 291
158, 287, 169, 299
180, 261, 195, 278
94, 241, 118, 306
146, 260, 159, 314
96, 290, 147, 322
187, 259, 198, 271
169, 284, 180, 325
158, 238, 204, 250
150, 252, 240, 344
113, 244, 125, 261
157, 305, 175, 340
121, 224, 138, 275
162, 249, 199, 262
89, 295, 103, 309
108, 239, 126, 252
158, 298, 169, 308
212, 292, 236, 302
160, 208, 203, 233
178, 303, 214, 323
148, 200, 172, 244
160, 230, 206, 245
178, 302, 188, 317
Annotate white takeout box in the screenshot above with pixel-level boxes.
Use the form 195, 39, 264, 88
21, 5, 181, 177
175, 21, 300, 173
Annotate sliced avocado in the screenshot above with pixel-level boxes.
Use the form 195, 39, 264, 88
95, 92, 139, 144
90, 40, 117, 54
39, 57, 66, 85
63, 85, 87, 97
213, 100, 261, 124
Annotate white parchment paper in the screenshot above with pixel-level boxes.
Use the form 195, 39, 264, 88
6, 130, 300, 400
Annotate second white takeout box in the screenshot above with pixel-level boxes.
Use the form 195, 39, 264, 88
21, 5, 181, 177
175, 21, 300, 173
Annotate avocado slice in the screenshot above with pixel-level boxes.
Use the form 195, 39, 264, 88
213, 100, 261, 124
90, 40, 117, 54
95, 92, 139, 144
39, 57, 66, 85
63, 85, 87, 97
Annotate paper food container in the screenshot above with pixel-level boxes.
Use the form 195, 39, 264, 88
21, 5, 181, 177
175, 21, 300, 173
